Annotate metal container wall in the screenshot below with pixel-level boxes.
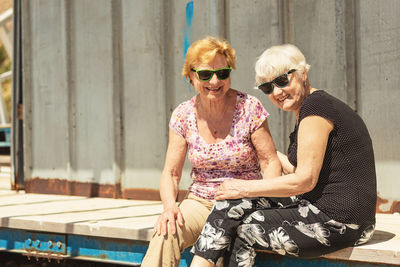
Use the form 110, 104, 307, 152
20, 0, 400, 210
357, 0, 400, 211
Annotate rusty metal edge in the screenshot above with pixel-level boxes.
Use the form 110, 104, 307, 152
24, 177, 188, 202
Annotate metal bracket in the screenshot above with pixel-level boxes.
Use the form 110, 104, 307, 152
22, 232, 67, 262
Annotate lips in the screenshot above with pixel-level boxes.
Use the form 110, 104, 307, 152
278, 95, 289, 102
206, 87, 222, 92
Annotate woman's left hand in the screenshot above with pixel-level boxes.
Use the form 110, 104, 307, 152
215, 179, 248, 200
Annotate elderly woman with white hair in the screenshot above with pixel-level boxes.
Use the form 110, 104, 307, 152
141, 36, 282, 267
190, 44, 377, 267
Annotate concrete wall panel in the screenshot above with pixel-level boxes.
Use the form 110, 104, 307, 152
357, 0, 400, 204
69, 0, 115, 184
28, 1, 69, 179
226, 0, 286, 151
293, 0, 348, 101
21, 0, 400, 207
121, 0, 168, 189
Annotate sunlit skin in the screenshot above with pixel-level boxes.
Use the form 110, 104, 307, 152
166, 54, 282, 267
155, 53, 236, 238
209, 71, 333, 203
190, 53, 232, 103
189, 53, 239, 144
266, 70, 315, 120
190, 69, 333, 267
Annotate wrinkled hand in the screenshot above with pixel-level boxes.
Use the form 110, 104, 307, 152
154, 205, 184, 236
215, 179, 248, 200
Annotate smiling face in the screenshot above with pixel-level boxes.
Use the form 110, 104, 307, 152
254, 44, 312, 118
267, 70, 308, 115
190, 53, 231, 101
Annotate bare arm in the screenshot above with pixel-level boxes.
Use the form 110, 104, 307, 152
251, 119, 282, 179
215, 116, 333, 199
155, 129, 187, 236
277, 151, 295, 174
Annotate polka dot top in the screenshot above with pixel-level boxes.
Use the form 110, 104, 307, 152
288, 90, 377, 225
169, 91, 269, 200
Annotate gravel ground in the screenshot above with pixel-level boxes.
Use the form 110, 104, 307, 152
0, 252, 134, 267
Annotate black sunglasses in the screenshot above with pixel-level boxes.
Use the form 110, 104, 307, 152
191, 67, 232, 81
258, 69, 296, 95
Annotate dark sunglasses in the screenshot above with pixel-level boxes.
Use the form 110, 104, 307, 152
258, 69, 296, 94
191, 67, 232, 81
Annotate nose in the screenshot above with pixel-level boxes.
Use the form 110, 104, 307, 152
209, 73, 219, 84
272, 85, 283, 96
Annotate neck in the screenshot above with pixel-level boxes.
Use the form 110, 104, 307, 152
294, 87, 317, 122
196, 90, 231, 119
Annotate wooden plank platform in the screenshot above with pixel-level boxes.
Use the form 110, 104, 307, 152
0, 189, 162, 241
325, 213, 400, 265
0, 189, 399, 265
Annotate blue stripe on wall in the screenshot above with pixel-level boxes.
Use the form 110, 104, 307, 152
183, 1, 194, 60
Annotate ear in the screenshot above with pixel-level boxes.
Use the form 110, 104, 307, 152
302, 70, 309, 87
302, 69, 308, 82
189, 71, 196, 85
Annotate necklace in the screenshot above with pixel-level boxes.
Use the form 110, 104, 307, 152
196, 97, 229, 136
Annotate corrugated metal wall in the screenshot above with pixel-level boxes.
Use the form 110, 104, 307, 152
19, 0, 400, 209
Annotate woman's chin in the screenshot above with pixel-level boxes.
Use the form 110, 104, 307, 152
202, 89, 228, 99
206, 91, 222, 97
280, 103, 293, 112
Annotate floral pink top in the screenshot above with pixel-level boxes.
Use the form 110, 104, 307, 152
169, 91, 269, 200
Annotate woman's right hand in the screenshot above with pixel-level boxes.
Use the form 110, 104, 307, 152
154, 205, 184, 236
156, 129, 187, 236
277, 150, 295, 174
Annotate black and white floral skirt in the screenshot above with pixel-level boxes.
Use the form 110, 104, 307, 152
191, 197, 375, 267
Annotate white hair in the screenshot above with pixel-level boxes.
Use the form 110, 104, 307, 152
254, 44, 311, 87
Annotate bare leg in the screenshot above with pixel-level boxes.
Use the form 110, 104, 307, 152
190, 255, 215, 267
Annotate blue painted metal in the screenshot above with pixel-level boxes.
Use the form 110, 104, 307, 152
24, 232, 66, 254
67, 235, 148, 265
180, 248, 194, 267
0, 228, 28, 250
0, 228, 66, 254
0, 228, 396, 266
67, 234, 193, 266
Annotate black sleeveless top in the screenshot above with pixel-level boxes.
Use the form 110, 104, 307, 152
288, 90, 376, 225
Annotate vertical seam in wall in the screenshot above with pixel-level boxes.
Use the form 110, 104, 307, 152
111, 0, 123, 198
161, 1, 178, 199
20, 0, 30, 189
344, 0, 358, 111
353, 0, 359, 112
224, 0, 229, 40
163, 1, 173, 140
159, 0, 168, 167
280, 0, 293, 44
279, 0, 293, 151
209, 0, 225, 38
65, 0, 75, 195
223, 0, 227, 38
209, 0, 216, 37
220, 0, 225, 38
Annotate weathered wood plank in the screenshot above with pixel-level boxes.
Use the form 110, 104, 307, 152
0, 192, 399, 265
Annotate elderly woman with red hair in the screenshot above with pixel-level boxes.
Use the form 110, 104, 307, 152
141, 37, 281, 267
